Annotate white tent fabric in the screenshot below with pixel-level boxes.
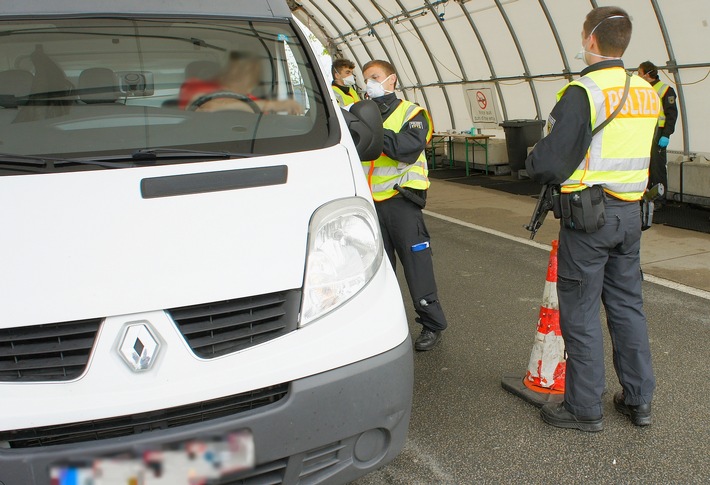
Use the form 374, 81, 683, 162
291, 0, 709, 159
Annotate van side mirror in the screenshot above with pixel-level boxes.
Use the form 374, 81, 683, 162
342, 100, 384, 161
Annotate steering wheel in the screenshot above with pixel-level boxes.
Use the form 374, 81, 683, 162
187, 91, 261, 113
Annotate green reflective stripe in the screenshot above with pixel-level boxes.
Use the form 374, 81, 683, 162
367, 100, 431, 200
370, 155, 428, 197
577, 156, 649, 171
653, 82, 668, 127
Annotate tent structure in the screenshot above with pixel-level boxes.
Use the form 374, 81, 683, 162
289, 0, 710, 204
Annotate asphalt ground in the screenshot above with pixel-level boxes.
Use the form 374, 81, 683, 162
352, 206, 710, 484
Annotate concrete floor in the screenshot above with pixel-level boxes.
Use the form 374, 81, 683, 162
352, 177, 710, 485
425, 177, 710, 294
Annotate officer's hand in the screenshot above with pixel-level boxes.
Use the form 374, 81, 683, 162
658, 136, 670, 148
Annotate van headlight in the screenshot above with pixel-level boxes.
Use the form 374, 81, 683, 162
300, 197, 383, 327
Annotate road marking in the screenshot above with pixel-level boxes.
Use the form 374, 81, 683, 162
425, 210, 710, 301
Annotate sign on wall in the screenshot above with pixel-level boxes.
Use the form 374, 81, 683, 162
463, 84, 502, 127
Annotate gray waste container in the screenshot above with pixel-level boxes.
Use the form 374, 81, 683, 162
499, 120, 546, 171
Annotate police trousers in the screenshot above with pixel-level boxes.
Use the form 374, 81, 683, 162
557, 197, 655, 417
375, 194, 448, 332
648, 129, 668, 191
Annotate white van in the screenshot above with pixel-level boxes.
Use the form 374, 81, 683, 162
0, 1, 412, 483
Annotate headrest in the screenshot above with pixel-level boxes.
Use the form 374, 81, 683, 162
0, 69, 34, 99
78, 67, 119, 104
185, 60, 221, 80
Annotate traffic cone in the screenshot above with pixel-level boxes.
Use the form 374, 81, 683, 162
501, 240, 565, 407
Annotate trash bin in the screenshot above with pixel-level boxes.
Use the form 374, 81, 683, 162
499, 119, 546, 172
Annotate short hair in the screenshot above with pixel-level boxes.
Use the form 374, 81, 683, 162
639, 61, 659, 79
583, 7, 632, 57
331, 58, 355, 76
362, 60, 395, 77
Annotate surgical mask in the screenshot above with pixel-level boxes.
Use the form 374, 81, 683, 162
342, 74, 356, 86
366, 74, 393, 99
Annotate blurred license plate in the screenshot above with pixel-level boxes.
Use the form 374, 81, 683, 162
50, 430, 254, 485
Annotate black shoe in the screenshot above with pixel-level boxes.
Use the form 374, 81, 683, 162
414, 328, 441, 351
614, 391, 652, 426
540, 403, 603, 432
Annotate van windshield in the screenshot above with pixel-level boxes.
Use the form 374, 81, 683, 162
0, 17, 330, 173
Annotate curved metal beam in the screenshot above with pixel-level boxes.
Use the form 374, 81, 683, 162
304, 0, 366, 71
494, 0, 542, 120
340, 0, 404, 100
537, 0, 572, 81
392, 0, 454, 127
650, 0, 689, 155
362, 1, 432, 110
454, 2, 509, 120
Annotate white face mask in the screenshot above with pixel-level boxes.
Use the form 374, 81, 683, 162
365, 74, 393, 99
342, 74, 356, 86
575, 43, 589, 66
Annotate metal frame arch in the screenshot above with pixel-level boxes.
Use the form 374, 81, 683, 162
340, 0, 406, 100
650, 0, 689, 155
493, 0, 542, 120
391, 0, 454, 126
455, 1, 508, 120
423, 0, 468, 80
537, 0, 573, 81
303, 1, 366, 71
361, 1, 432, 110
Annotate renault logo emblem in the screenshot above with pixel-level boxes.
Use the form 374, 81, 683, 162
118, 322, 161, 372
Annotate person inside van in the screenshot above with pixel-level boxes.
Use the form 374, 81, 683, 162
179, 51, 302, 114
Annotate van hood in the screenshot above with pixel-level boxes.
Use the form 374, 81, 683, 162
0, 146, 361, 326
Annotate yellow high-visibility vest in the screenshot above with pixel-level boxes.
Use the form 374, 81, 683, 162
652, 81, 670, 128
332, 85, 360, 107
558, 67, 660, 201
363, 101, 433, 202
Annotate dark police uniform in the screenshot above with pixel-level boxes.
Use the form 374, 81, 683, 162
648, 79, 678, 192
364, 92, 448, 335
525, 60, 657, 418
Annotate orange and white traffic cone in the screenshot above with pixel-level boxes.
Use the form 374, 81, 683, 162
501, 240, 565, 407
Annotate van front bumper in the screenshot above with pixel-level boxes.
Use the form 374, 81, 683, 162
0, 337, 413, 485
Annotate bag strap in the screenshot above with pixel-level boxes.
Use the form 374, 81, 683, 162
592, 72, 631, 136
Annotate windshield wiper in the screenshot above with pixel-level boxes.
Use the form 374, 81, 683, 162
130, 148, 254, 160
0, 152, 139, 169
0, 149, 255, 174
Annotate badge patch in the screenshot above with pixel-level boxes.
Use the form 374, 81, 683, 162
409, 121, 424, 130
667, 95, 676, 104
546, 115, 556, 134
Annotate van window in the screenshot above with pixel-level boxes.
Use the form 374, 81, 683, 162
0, 18, 330, 172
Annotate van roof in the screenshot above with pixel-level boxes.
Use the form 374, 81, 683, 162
0, 0, 292, 19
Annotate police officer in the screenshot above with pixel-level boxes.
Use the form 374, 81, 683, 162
525, 7, 658, 431
361, 59, 447, 351
638, 60, 678, 205
331, 58, 360, 107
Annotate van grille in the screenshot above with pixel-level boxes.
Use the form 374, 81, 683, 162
1, 384, 289, 448
0, 318, 102, 382
217, 439, 349, 484
168, 290, 301, 358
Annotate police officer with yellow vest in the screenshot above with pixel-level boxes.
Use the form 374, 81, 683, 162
331, 58, 361, 108
638, 60, 678, 205
525, 7, 658, 431
361, 59, 447, 351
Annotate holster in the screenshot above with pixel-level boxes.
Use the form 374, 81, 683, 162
640, 199, 654, 231
560, 185, 606, 233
